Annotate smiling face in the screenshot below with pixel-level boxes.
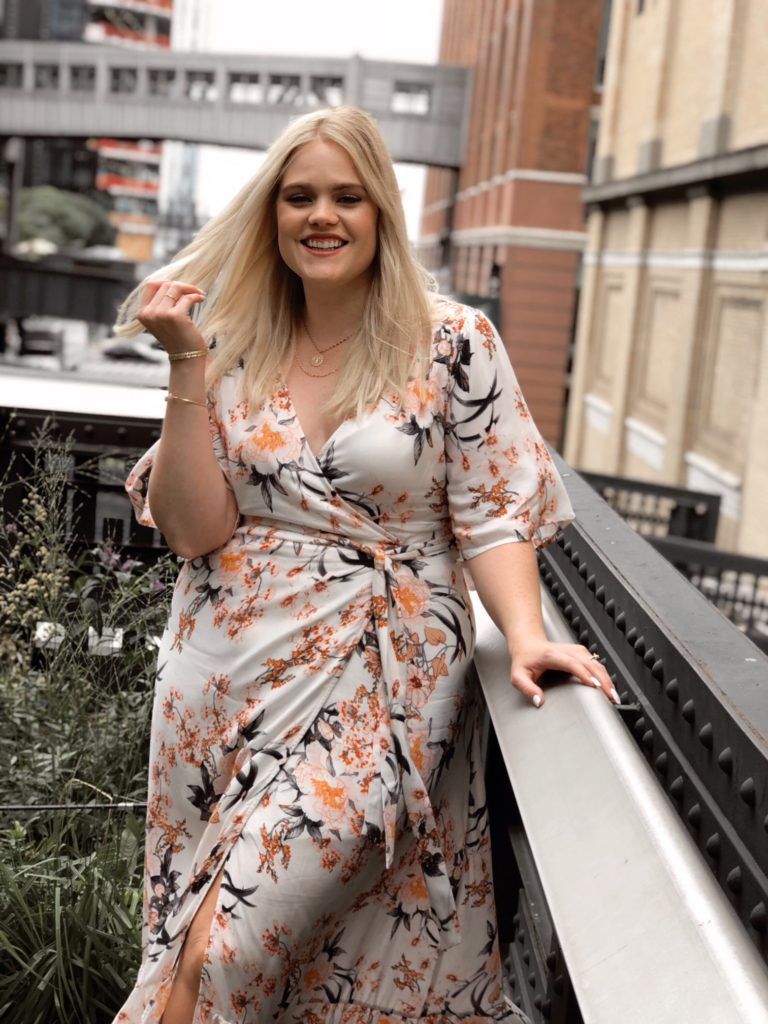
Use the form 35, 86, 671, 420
276, 138, 379, 296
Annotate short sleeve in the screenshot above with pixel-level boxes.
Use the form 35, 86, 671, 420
444, 307, 574, 560
125, 391, 232, 529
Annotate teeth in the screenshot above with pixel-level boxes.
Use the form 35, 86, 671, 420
305, 239, 344, 250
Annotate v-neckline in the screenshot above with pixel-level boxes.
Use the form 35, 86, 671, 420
279, 378, 352, 464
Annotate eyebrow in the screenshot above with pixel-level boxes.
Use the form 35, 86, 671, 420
280, 181, 366, 192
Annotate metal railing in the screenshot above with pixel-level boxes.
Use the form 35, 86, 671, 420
0, 405, 164, 557
580, 469, 721, 542
477, 588, 768, 1023
475, 457, 768, 1020
650, 535, 768, 653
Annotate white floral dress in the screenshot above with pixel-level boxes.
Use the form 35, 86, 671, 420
115, 303, 573, 1024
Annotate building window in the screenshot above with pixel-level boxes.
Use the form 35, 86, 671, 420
110, 67, 138, 95
148, 68, 177, 97
267, 74, 302, 105
391, 82, 431, 115
185, 71, 217, 102
0, 64, 23, 89
228, 73, 263, 104
34, 64, 60, 90
308, 76, 344, 107
70, 65, 96, 92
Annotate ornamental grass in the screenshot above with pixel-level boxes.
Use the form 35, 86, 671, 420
0, 425, 175, 1022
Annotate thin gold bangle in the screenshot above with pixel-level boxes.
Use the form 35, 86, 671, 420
165, 392, 207, 408
168, 349, 208, 362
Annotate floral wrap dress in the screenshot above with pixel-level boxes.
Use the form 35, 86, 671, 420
116, 303, 574, 1024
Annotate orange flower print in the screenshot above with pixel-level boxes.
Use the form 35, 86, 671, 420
401, 377, 443, 429
474, 310, 496, 343
406, 665, 434, 710
397, 873, 429, 916
468, 479, 517, 519
301, 954, 334, 994
423, 625, 446, 646
393, 572, 431, 626
293, 757, 350, 831
391, 953, 425, 993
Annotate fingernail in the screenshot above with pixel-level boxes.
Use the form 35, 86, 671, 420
532, 694, 543, 708
610, 687, 620, 704
590, 675, 602, 688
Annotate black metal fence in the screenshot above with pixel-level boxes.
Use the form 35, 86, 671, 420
542, 459, 768, 962
491, 460, 768, 1021
650, 535, 768, 653
0, 406, 164, 558
580, 469, 721, 543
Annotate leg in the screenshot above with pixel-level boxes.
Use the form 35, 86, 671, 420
161, 870, 223, 1024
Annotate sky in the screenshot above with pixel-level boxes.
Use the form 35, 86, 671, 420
193, 0, 444, 239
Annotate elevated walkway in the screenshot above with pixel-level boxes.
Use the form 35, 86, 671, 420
0, 41, 471, 167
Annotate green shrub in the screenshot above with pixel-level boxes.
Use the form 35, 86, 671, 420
0, 427, 175, 1021
0, 815, 143, 1024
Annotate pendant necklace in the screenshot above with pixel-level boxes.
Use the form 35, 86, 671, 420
305, 323, 357, 367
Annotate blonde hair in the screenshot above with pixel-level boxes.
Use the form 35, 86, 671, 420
115, 106, 440, 417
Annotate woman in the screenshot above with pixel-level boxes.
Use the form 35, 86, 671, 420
115, 106, 615, 1024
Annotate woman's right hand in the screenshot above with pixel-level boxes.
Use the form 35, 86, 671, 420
137, 280, 207, 355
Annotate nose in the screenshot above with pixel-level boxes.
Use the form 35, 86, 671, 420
308, 196, 339, 226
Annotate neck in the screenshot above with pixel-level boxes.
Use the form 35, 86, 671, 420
301, 280, 369, 339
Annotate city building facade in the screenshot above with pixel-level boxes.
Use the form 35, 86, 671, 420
419, 0, 608, 446
155, 0, 212, 260
85, 1, 173, 259
0, 0, 172, 259
565, 0, 768, 556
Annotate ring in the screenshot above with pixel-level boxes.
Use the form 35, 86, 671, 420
590, 652, 601, 661
166, 290, 180, 303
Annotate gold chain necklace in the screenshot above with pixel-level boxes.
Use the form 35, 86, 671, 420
304, 323, 356, 367
295, 351, 341, 378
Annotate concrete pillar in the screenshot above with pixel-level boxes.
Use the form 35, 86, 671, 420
695, 0, 745, 158
739, 304, 768, 556
637, 0, 678, 172
609, 197, 650, 472
662, 188, 718, 481
563, 207, 605, 464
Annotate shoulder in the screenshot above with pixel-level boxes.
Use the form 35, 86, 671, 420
430, 299, 501, 363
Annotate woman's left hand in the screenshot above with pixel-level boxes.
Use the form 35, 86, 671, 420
510, 639, 619, 708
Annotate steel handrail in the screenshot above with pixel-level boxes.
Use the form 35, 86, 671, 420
472, 587, 768, 1024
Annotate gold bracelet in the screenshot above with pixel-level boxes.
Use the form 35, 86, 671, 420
168, 349, 208, 362
165, 392, 207, 408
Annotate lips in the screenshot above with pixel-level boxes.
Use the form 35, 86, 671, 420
301, 237, 348, 252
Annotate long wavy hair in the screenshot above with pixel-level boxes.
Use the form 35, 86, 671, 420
114, 105, 440, 417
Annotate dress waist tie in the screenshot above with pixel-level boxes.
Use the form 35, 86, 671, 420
237, 522, 463, 950
362, 542, 462, 951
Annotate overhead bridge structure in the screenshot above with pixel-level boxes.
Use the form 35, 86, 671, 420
0, 40, 471, 168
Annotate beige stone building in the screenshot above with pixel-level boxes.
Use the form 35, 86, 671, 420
565, 0, 768, 556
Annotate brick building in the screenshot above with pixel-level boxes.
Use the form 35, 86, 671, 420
419, 0, 608, 445
564, 0, 768, 555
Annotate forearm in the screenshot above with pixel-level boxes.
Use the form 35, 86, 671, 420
148, 360, 236, 558
464, 541, 547, 652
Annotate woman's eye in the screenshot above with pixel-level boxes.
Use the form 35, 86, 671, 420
338, 195, 361, 205
286, 194, 311, 205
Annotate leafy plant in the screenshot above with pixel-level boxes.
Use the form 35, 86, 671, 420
18, 186, 115, 248
0, 427, 175, 1021
0, 815, 144, 1024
